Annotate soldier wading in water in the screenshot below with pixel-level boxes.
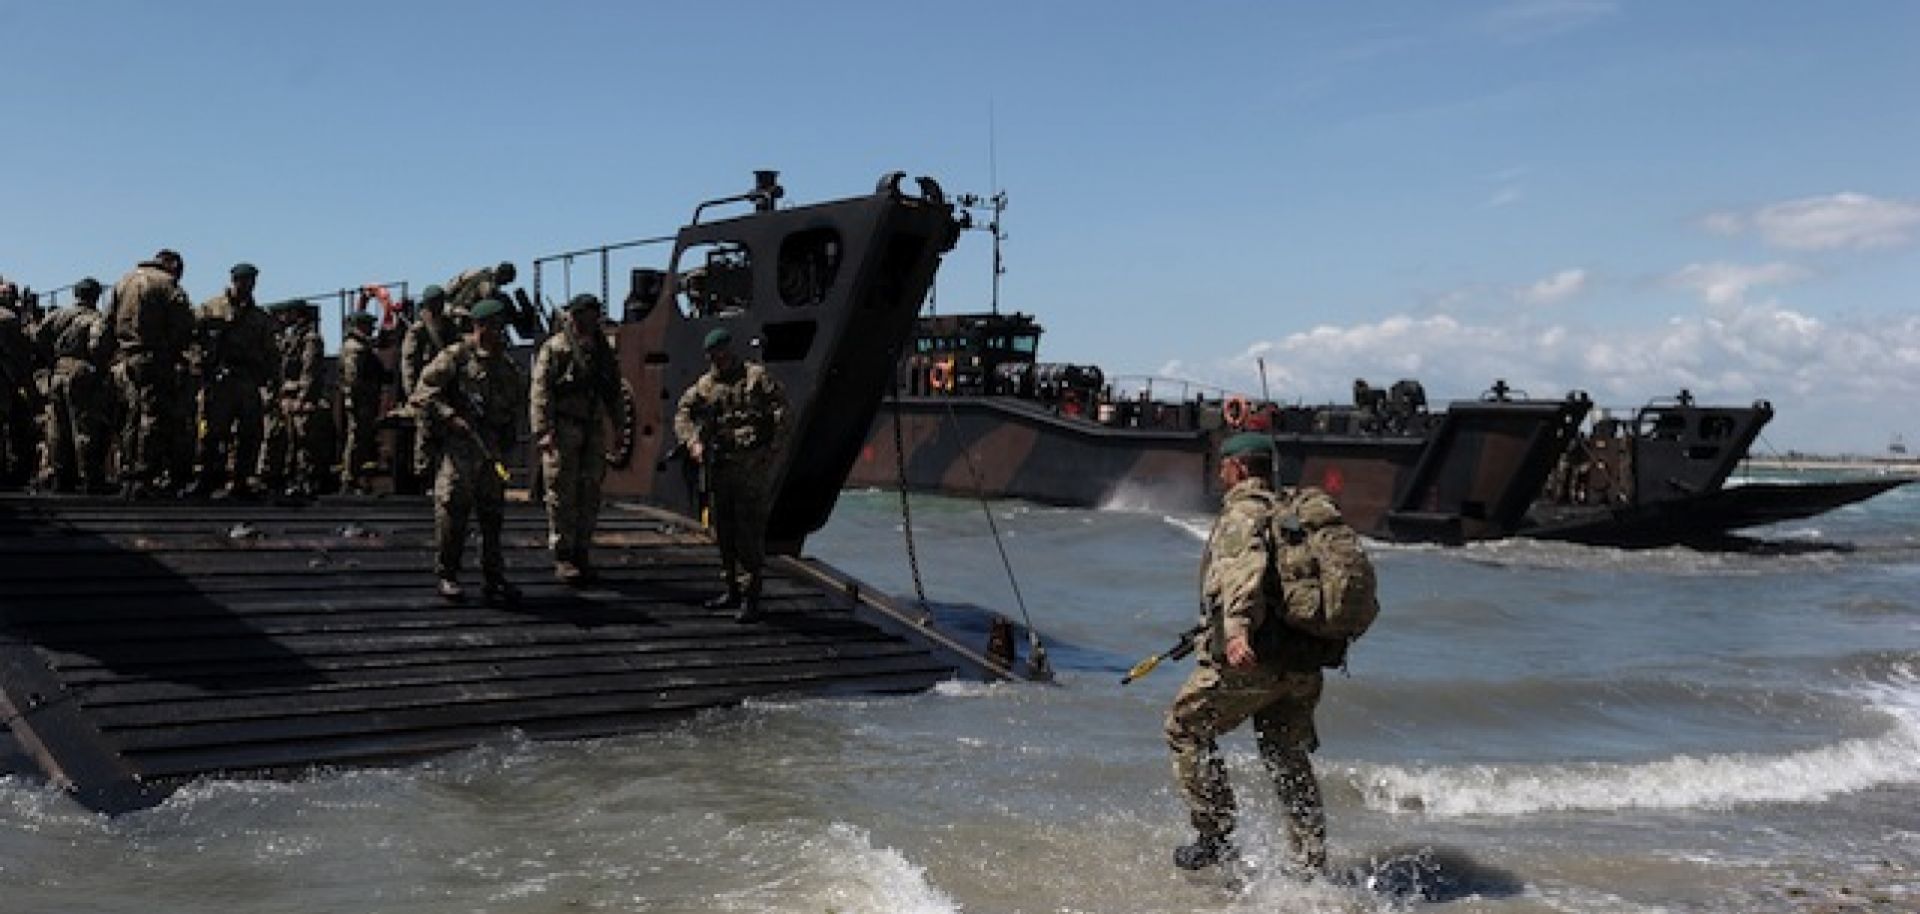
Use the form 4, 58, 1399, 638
1164, 432, 1332, 876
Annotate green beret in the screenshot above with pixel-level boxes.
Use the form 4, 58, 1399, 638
230, 262, 258, 279
268, 299, 301, 313
566, 293, 603, 313
420, 284, 446, 304
469, 297, 507, 323
347, 311, 376, 327
1220, 432, 1272, 460
702, 327, 733, 350
74, 277, 102, 294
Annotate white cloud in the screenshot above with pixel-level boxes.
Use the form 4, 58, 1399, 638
1516, 268, 1588, 305
1669, 261, 1809, 307
1483, 0, 1619, 43
1703, 193, 1920, 251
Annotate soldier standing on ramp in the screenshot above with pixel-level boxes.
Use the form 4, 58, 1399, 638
190, 263, 276, 497
111, 249, 195, 498
530, 293, 619, 584
40, 278, 116, 493
410, 297, 525, 603
260, 300, 326, 498
1163, 432, 1328, 876
338, 311, 385, 493
673, 327, 788, 622
400, 284, 453, 485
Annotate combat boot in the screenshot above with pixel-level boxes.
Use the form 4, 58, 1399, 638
703, 590, 742, 610
436, 577, 464, 601
1172, 833, 1236, 871
482, 577, 522, 604
554, 560, 584, 585
732, 575, 765, 623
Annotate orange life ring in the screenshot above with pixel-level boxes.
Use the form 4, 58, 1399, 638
927, 359, 953, 393
362, 284, 402, 331
1223, 395, 1250, 429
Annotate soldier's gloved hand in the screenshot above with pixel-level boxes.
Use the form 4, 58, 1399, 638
1225, 634, 1257, 669
688, 440, 704, 462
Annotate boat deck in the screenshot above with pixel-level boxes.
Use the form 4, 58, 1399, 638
0, 493, 1009, 813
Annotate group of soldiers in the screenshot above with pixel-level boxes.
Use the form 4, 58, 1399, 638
1, 254, 789, 615
0, 255, 336, 498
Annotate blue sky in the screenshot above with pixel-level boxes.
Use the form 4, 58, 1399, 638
3, 1, 1915, 453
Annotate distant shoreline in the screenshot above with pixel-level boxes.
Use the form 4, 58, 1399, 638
1741, 455, 1920, 476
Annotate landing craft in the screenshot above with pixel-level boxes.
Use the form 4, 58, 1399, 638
852, 300, 1905, 547
0, 172, 1043, 815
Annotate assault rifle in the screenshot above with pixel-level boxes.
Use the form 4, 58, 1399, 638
453, 385, 511, 484
1121, 624, 1206, 685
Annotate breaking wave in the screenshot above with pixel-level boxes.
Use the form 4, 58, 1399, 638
1347, 665, 1920, 818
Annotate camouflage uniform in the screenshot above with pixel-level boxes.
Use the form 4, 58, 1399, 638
194, 289, 277, 493
399, 295, 453, 479
410, 338, 524, 589
111, 258, 196, 493
673, 353, 788, 607
260, 306, 326, 496
444, 264, 513, 317
338, 316, 385, 491
0, 301, 36, 489
530, 299, 619, 578
38, 288, 116, 491
1164, 476, 1327, 872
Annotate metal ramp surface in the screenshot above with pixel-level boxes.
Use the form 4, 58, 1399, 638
0, 493, 1006, 813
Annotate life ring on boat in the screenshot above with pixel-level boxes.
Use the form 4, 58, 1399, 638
927, 359, 953, 393
1223, 395, 1251, 429
361, 284, 402, 331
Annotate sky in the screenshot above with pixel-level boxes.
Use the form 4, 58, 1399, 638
2, 0, 1915, 454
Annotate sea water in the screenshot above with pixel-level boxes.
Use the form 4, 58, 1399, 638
3, 477, 1917, 913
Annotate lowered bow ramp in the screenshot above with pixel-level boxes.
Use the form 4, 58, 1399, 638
0, 494, 1008, 814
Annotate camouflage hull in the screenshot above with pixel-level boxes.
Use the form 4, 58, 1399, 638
855, 393, 1589, 544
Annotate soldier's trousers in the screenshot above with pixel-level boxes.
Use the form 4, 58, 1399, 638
340, 398, 380, 487
709, 452, 773, 593
198, 376, 264, 487
260, 404, 320, 493
434, 436, 506, 581
0, 386, 33, 489
121, 353, 190, 488
1165, 663, 1327, 870
540, 418, 607, 562
48, 360, 112, 490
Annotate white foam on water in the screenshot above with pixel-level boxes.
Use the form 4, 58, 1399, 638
1351, 665, 1920, 818
1159, 513, 1213, 542
717, 821, 960, 914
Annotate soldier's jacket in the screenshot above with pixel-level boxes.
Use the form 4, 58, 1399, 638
409, 341, 524, 455
673, 361, 787, 459
0, 307, 29, 395
399, 313, 452, 396
195, 294, 278, 386
445, 268, 507, 312
1200, 478, 1278, 661
339, 333, 385, 406
112, 263, 194, 359
39, 306, 114, 368
275, 324, 325, 405
529, 328, 617, 439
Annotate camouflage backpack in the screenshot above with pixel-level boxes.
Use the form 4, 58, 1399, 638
1255, 486, 1381, 668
